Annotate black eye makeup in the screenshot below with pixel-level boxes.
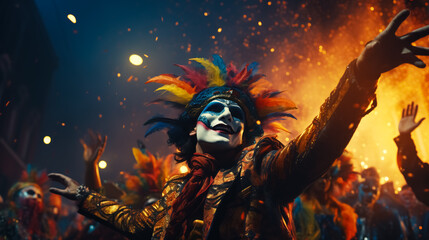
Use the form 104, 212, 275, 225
204, 102, 224, 113
230, 107, 244, 121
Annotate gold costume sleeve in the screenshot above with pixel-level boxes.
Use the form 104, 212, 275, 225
255, 60, 377, 202
78, 191, 165, 239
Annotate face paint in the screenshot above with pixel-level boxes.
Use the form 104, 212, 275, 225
358, 179, 380, 206
196, 99, 245, 150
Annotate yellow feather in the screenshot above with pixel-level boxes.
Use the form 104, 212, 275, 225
155, 85, 194, 105
190, 58, 224, 87
132, 147, 149, 166
267, 122, 290, 133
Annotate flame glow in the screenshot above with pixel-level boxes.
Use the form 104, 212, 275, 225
260, 3, 429, 189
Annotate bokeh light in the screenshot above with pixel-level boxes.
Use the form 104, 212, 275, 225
67, 14, 76, 24
179, 165, 189, 173
99, 160, 107, 169
129, 54, 143, 66
43, 136, 51, 144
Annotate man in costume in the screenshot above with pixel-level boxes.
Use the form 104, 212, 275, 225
353, 167, 408, 240
395, 102, 429, 206
49, 10, 429, 240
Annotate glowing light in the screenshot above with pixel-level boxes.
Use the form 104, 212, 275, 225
217, 27, 222, 33
117, 73, 121, 77
382, 149, 387, 154
270, 48, 275, 52
43, 136, 51, 144
384, 176, 389, 181
258, 21, 262, 26
256, 120, 261, 125
129, 54, 143, 66
99, 160, 107, 169
180, 165, 189, 173
67, 14, 76, 24
370, 6, 375, 11
204, 12, 208, 16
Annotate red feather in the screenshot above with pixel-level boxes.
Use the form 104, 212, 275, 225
230, 64, 252, 86
174, 64, 207, 91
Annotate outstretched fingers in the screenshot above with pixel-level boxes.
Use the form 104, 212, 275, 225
413, 104, 419, 119
401, 25, 429, 43
48, 173, 68, 186
410, 46, 429, 56
49, 187, 68, 195
385, 9, 410, 35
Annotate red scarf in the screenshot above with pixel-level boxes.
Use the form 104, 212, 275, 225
164, 153, 218, 240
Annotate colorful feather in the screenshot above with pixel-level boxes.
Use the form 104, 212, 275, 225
146, 74, 196, 95
155, 85, 195, 105
190, 57, 224, 87
212, 54, 227, 77
247, 62, 259, 73
226, 62, 238, 79
263, 122, 290, 133
255, 97, 297, 117
230, 64, 252, 86
174, 64, 207, 91
264, 112, 297, 121
144, 122, 174, 137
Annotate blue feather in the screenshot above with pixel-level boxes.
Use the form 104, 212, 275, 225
264, 112, 297, 120
145, 122, 173, 137
212, 54, 226, 77
247, 62, 259, 74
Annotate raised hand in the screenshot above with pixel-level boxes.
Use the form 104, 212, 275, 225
398, 101, 425, 135
49, 173, 81, 201
356, 9, 429, 80
80, 129, 107, 166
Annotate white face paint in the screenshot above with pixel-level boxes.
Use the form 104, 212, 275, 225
196, 99, 245, 150
18, 185, 43, 200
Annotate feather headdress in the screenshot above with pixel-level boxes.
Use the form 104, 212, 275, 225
144, 55, 296, 159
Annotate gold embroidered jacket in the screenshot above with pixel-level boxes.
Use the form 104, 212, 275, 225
78, 60, 377, 240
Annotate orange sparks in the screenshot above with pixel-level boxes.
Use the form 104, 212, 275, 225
127, 76, 133, 82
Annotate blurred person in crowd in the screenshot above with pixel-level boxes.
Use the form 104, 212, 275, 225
395, 102, 429, 206
353, 167, 408, 240
399, 185, 429, 240
293, 150, 358, 240
0, 168, 59, 240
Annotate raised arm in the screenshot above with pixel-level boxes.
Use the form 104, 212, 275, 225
255, 10, 429, 202
395, 102, 429, 206
48, 173, 158, 239
81, 130, 106, 192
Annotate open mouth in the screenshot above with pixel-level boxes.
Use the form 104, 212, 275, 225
212, 124, 235, 134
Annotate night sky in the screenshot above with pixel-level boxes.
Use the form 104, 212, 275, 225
32, 0, 429, 189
